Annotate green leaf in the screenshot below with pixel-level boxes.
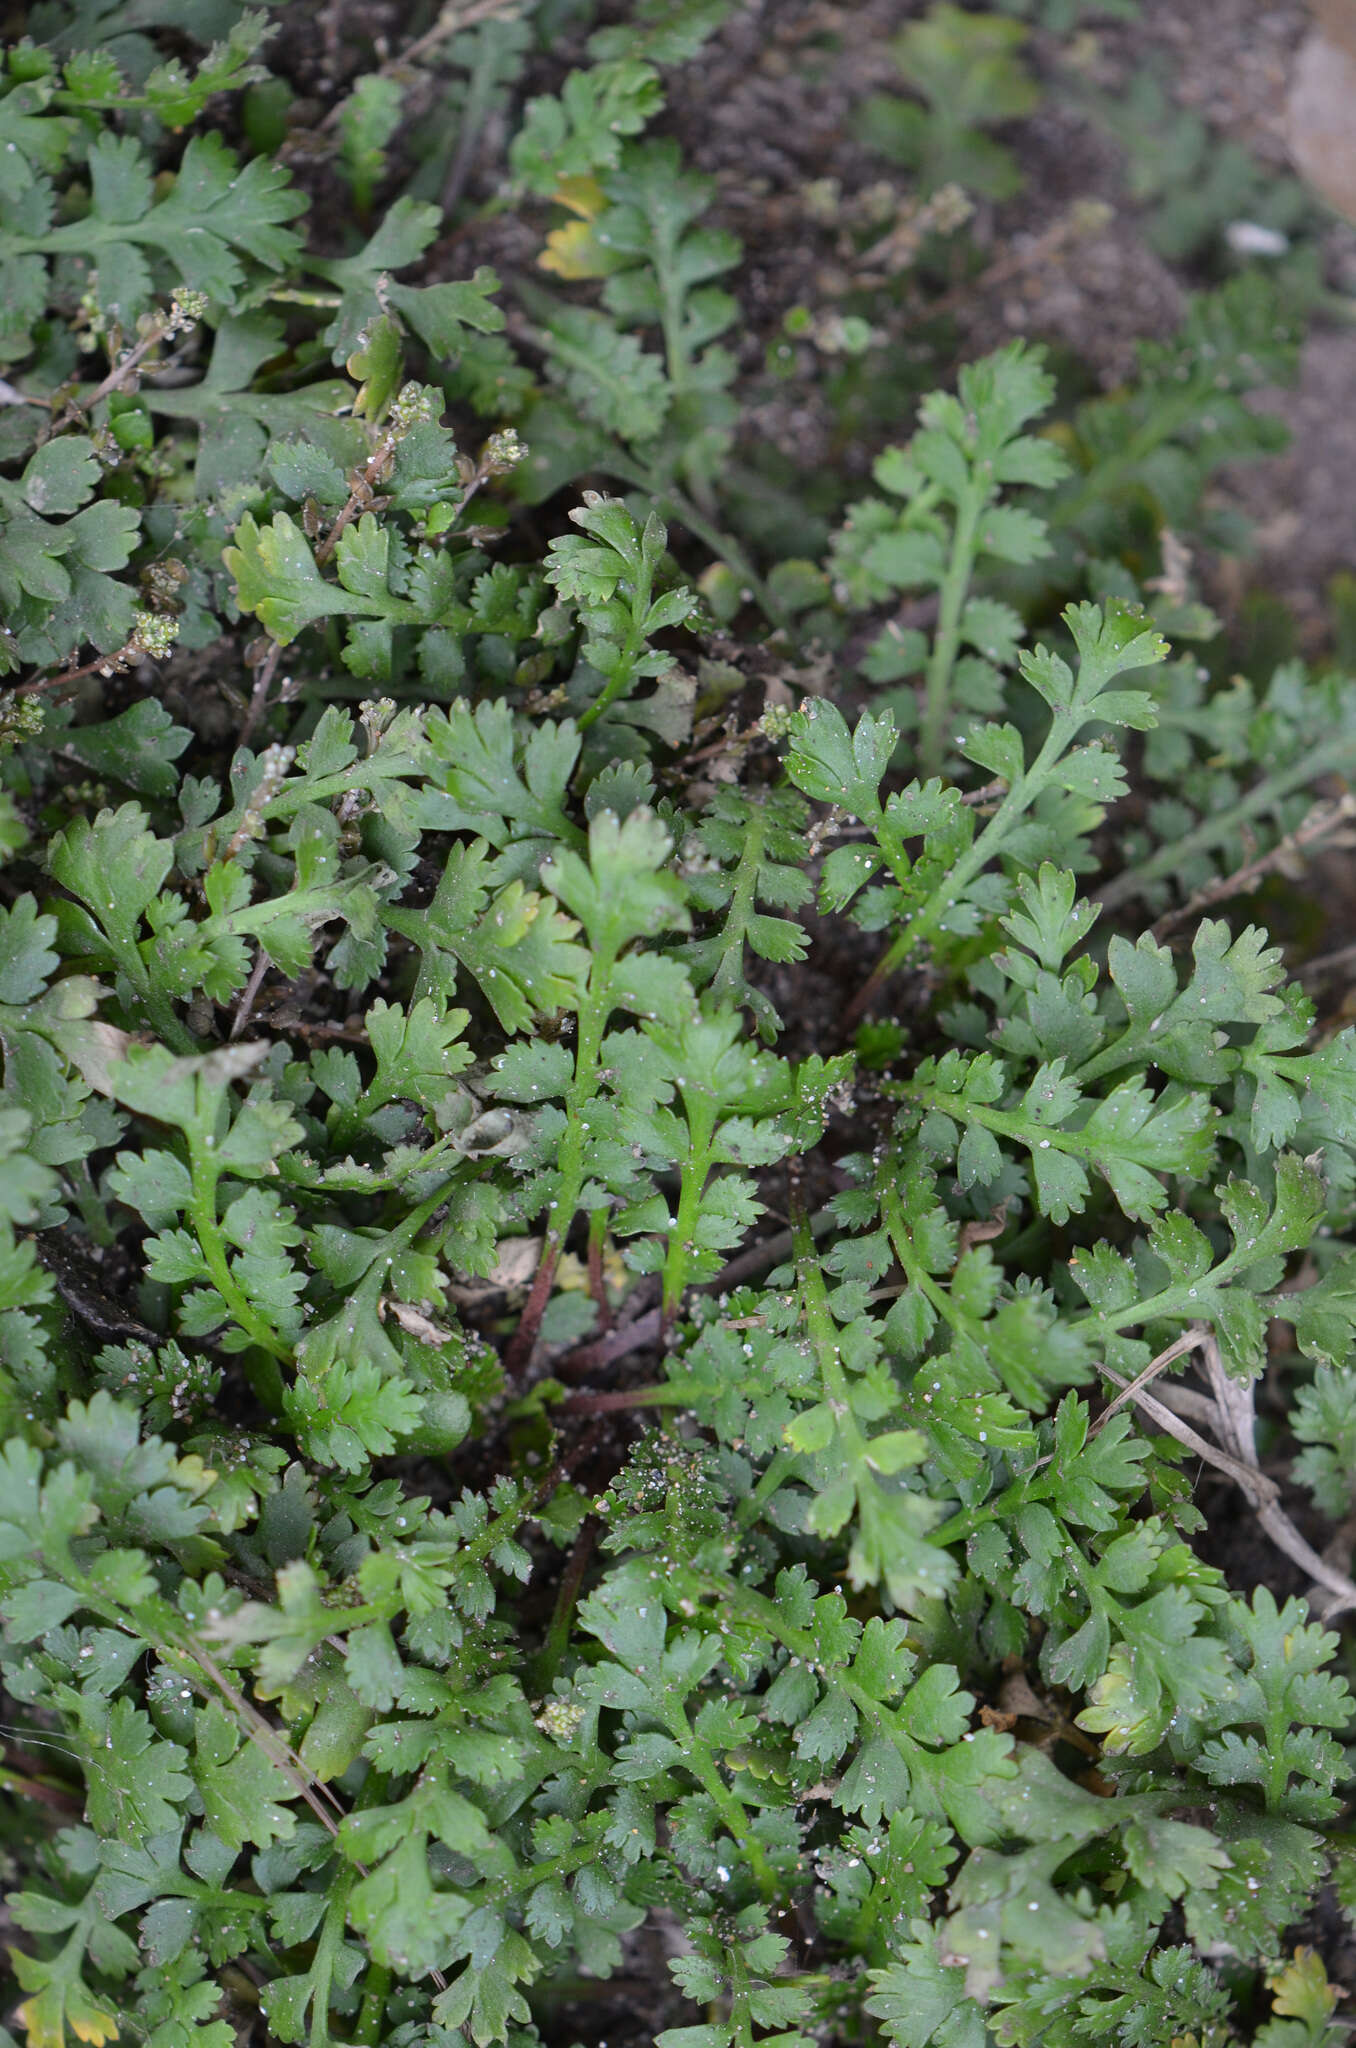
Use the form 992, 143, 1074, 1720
542, 806, 690, 964
283, 1358, 423, 1470
80, 1698, 193, 1843
389, 266, 505, 355
223, 510, 358, 643
387, 838, 587, 1032
48, 801, 172, 950
193, 1701, 297, 1851
62, 700, 192, 798
511, 58, 664, 193
538, 304, 671, 443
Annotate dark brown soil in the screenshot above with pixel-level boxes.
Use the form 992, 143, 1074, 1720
658, 0, 1356, 624
1226, 328, 1356, 634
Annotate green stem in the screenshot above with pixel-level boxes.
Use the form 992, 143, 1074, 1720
267, 288, 344, 307
929, 1481, 1025, 1551
91, 924, 197, 1053
663, 1128, 718, 1321
708, 799, 767, 1005
552, 973, 615, 1247
534, 1520, 597, 1693
898, 1078, 1100, 1171
1100, 729, 1356, 911
576, 552, 655, 732
1074, 1021, 1144, 1088
1052, 387, 1204, 532
609, 455, 781, 625
352, 1960, 391, 2047
734, 1447, 799, 1531
187, 1138, 291, 1369
919, 484, 982, 781
798, 1227, 858, 1424
307, 1872, 355, 2048
857, 703, 1079, 1004
482, 1813, 611, 1906
879, 1184, 964, 1334
666, 1699, 776, 1898
586, 1208, 612, 1323
728, 1948, 756, 2048
439, 31, 501, 211
304, 1767, 390, 2048
792, 1192, 879, 1504
653, 224, 691, 399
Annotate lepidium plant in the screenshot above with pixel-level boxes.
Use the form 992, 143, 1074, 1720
3, 9, 1356, 2048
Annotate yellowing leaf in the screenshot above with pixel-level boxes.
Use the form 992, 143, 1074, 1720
1266, 1948, 1338, 2025
12, 1957, 121, 2048
538, 217, 621, 279
552, 174, 608, 219
64, 1982, 122, 2048
538, 173, 621, 275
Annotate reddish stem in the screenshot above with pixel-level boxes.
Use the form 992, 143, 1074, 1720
554, 1306, 663, 1382
504, 1235, 561, 1379
237, 641, 283, 750
14, 644, 133, 699
587, 1220, 615, 1333
561, 1387, 669, 1415
842, 951, 890, 1032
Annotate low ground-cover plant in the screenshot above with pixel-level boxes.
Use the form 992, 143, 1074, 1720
3, 7, 1356, 2048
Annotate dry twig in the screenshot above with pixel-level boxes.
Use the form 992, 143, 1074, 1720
1198, 1332, 1356, 1618
237, 641, 284, 750
1092, 1328, 1356, 1620
230, 949, 272, 1041
318, 0, 524, 130
1150, 793, 1356, 940
1299, 936, 1356, 987
1098, 1360, 1277, 1496
1088, 1327, 1204, 1435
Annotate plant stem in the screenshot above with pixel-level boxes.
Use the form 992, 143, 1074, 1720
653, 219, 691, 400
662, 1119, 718, 1324
506, 964, 614, 1375
46, 312, 175, 433
561, 1383, 684, 1414
668, 1698, 776, 1898
266, 288, 343, 307
586, 1211, 614, 1330
56, 902, 197, 1053
610, 455, 780, 625
1100, 730, 1356, 912
708, 798, 767, 1006
846, 703, 1078, 1024
897, 1076, 1100, 1170
188, 1137, 291, 1370
534, 1519, 597, 1692
795, 1203, 869, 1468
734, 1447, 799, 1530
440, 25, 502, 213
353, 1960, 392, 2047
880, 1185, 963, 1334
919, 484, 981, 780
577, 548, 654, 731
